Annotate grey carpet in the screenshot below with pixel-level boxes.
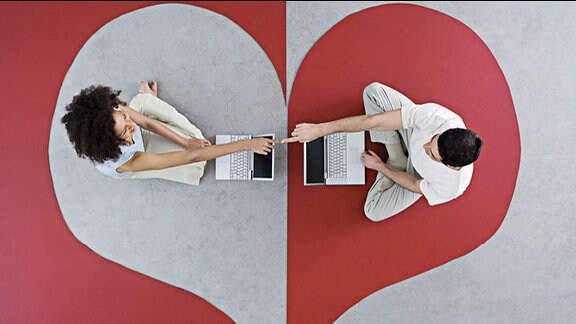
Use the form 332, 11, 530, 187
49, 4, 286, 323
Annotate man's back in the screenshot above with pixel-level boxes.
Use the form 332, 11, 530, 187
402, 103, 473, 205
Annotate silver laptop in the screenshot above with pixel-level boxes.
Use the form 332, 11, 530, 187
304, 132, 365, 185
215, 134, 275, 181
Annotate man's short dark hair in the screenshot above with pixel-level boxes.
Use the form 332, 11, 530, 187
438, 128, 483, 167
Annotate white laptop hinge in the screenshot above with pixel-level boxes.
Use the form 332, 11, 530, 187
324, 136, 328, 180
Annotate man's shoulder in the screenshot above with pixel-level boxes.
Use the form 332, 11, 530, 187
421, 164, 473, 203
423, 102, 465, 127
421, 102, 456, 113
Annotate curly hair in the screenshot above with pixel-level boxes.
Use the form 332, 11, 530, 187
438, 128, 483, 167
61, 85, 127, 164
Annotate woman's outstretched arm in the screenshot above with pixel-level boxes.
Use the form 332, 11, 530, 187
116, 137, 274, 173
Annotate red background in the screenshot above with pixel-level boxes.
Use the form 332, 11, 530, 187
287, 4, 519, 323
0, 2, 519, 323
0, 2, 284, 323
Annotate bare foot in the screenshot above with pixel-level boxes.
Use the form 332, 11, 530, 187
137, 80, 157, 97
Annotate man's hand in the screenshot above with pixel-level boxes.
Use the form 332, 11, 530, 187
282, 123, 325, 143
183, 137, 212, 150
361, 150, 386, 171
362, 150, 422, 194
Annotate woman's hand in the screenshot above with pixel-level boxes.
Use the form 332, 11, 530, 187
247, 137, 275, 155
182, 137, 212, 150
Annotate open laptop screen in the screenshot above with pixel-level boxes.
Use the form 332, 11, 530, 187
253, 135, 273, 179
305, 137, 325, 184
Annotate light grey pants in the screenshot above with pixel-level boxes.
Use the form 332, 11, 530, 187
125, 93, 206, 185
363, 82, 422, 221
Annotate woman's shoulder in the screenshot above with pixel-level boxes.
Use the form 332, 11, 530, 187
94, 145, 141, 178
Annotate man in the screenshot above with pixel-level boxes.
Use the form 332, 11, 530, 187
284, 82, 483, 221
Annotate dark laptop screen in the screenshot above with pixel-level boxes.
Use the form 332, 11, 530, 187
306, 137, 325, 184
253, 135, 273, 179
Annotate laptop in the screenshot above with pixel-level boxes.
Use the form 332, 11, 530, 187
215, 134, 275, 181
304, 132, 365, 185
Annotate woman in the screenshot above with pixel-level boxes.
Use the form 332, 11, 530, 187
61, 80, 274, 185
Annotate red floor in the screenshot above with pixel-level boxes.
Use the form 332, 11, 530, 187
287, 6, 519, 321
0, 2, 519, 323
0, 2, 283, 323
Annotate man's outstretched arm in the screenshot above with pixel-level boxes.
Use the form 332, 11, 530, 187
283, 109, 403, 143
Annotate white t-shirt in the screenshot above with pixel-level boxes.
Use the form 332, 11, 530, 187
94, 125, 145, 178
401, 103, 473, 206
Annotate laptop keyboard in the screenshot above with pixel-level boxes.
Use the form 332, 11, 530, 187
327, 133, 347, 178
230, 135, 251, 180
